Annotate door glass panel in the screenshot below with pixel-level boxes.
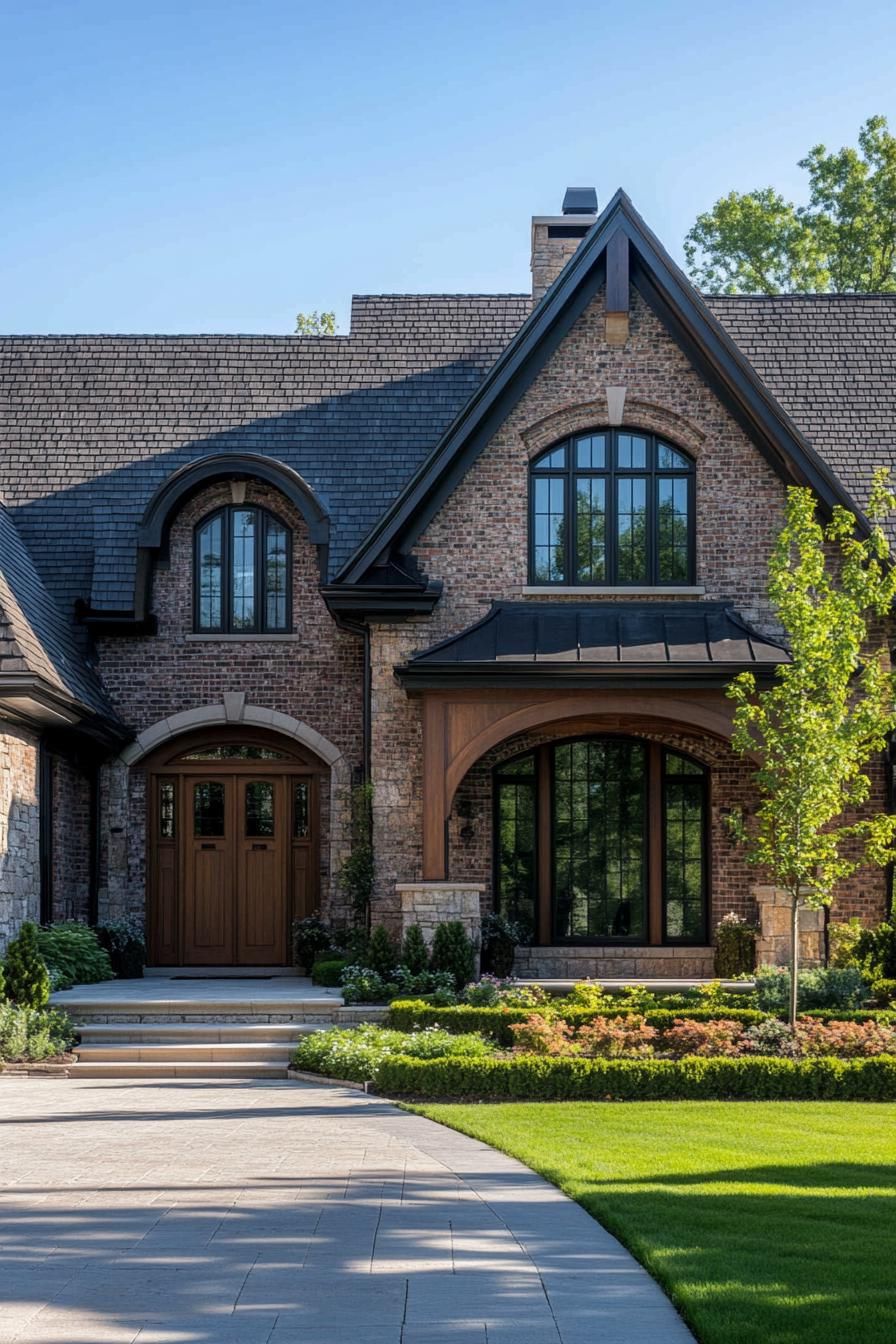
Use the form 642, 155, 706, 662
293, 781, 310, 838
245, 781, 275, 837
196, 514, 223, 630
533, 476, 566, 582
158, 780, 176, 838
193, 781, 225, 836
553, 740, 646, 941
496, 775, 536, 938
575, 476, 606, 583
231, 508, 256, 630
616, 478, 648, 582
664, 752, 706, 941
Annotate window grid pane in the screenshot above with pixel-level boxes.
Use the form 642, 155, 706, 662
616, 477, 648, 582
197, 515, 223, 630
575, 434, 606, 469
231, 509, 256, 630
293, 781, 310, 838
264, 519, 288, 630
664, 773, 705, 941
533, 476, 566, 582
158, 780, 176, 839
496, 776, 536, 936
575, 477, 606, 583
657, 476, 690, 581
245, 781, 275, 837
193, 782, 225, 837
616, 434, 648, 468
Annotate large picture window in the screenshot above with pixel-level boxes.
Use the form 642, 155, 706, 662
194, 505, 291, 634
529, 430, 695, 586
494, 737, 708, 945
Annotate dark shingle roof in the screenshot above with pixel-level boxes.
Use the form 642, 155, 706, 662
0, 295, 531, 618
707, 294, 896, 519
0, 500, 115, 718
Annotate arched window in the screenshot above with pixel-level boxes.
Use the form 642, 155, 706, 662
194, 505, 291, 633
495, 738, 708, 946
529, 429, 695, 586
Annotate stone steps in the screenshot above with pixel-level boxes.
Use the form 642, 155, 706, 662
67, 1061, 291, 1079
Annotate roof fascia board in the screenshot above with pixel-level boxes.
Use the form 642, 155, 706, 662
395, 664, 781, 691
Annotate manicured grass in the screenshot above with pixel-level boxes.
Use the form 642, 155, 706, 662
414, 1101, 896, 1344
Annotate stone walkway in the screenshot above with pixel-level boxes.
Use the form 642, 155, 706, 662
0, 1078, 694, 1344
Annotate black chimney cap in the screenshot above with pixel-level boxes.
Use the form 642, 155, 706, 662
562, 187, 598, 215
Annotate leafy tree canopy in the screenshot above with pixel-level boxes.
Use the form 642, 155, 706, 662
295, 310, 337, 336
685, 116, 896, 294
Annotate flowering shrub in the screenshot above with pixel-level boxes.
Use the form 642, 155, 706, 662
795, 1017, 896, 1058
508, 1015, 576, 1056
663, 1018, 746, 1058
499, 983, 553, 1010
577, 1015, 657, 1058
462, 975, 513, 1007
742, 1018, 799, 1058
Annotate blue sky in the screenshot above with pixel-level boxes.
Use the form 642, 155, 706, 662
2, 0, 895, 333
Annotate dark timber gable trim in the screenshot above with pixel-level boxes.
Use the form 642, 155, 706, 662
334, 190, 868, 588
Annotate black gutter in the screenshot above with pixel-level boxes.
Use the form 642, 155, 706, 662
395, 663, 785, 691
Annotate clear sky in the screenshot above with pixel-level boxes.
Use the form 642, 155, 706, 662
2, 0, 895, 334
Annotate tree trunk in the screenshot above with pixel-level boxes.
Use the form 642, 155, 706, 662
789, 892, 800, 1029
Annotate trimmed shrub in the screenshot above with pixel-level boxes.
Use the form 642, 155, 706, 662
311, 958, 348, 987
95, 919, 145, 978
292, 916, 332, 974
376, 1053, 896, 1102
430, 921, 477, 992
871, 978, 896, 1008
857, 920, 896, 980
401, 924, 430, 975
663, 1018, 746, 1058
367, 925, 399, 979
291, 1023, 494, 1083
577, 1015, 657, 1058
4, 922, 51, 1008
479, 914, 525, 977
795, 1017, 896, 1058
713, 913, 757, 977
509, 1015, 576, 1056
828, 917, 866, 969
37, 922, 113, 991
0, 1003, 74, 1062
755, 965, 866, 1012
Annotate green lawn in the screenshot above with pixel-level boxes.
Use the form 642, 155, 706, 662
414, 1101, 895, 1344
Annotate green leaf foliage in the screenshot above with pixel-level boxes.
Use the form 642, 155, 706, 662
366, 925, 399, 979
376, 1053, 896, 1102
294, 310, 337, 336
3, 922, 51, 1008
401, 924, 430, 975
686, 115, 896, 293
0, 1003, 74, 1062
37, 922, 114, 990
429, 921, 476, 992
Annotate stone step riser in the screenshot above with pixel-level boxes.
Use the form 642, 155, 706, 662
76, 1023, 320, 1044
76, 1044, 295, 1063
66, 1009, 386, 1027
66, 1062, 289, 1079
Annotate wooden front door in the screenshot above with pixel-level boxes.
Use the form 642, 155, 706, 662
146, 731, 322, 966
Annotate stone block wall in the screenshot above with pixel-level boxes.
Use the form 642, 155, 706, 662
754, 886, 826, 968
396, 882, 483, 959
94, 478, 364, 925
0, 724, 40, 954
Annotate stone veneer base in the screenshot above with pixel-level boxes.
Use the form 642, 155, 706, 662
514, 945, 715, 980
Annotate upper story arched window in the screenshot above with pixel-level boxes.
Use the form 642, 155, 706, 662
194, 505, 291, 633
529, 429, 695, 586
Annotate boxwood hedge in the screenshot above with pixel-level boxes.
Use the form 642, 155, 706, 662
376, 1052, 896, 1101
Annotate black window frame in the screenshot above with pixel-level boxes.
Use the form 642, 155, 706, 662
193, 504, 292, 635
528, 428, 696, 587
661, 748, 710, 945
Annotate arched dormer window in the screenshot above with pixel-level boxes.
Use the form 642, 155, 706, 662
194, 505, 291, 633
529, 429, 695, 586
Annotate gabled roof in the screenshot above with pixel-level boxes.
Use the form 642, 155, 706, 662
334, 190, 868, 586
0, 500, 123, 739
396, 601, 789, 690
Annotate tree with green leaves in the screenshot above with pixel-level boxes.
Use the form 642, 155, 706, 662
295, 310, 337, 335
686, 115, 896, 294
4, 922, 51, 1009
726, 472, 896, 1025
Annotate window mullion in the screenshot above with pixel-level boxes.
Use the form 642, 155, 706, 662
223, 508, 233, 634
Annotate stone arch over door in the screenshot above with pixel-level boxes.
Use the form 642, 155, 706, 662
125, 702, 349, 966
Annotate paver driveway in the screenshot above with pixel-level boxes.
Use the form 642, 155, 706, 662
0, 1078, 694, 1343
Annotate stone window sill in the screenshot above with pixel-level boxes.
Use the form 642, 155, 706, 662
521, 585, 706, 597
185, 633, 301, 642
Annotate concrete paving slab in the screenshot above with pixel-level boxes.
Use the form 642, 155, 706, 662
0, 1077, 694, 1343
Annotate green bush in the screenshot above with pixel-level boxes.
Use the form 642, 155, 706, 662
95, 918, 145, 978
479, 913, 525, 977
754, 965, 866, 1012
828, 917, 867, 968
367, 925, 399, 979
430, 921, 476, 992
387, 999, 768, 1045
292, 916, 332, 974
376, 1052, 896, 1102
401, 924, 430, 975
291, 1023, 494, 1083
311, 958, 348, 987
713, 913, 757, 977
801, 1008, 896, 1024
4, 922, 51, 1008
36, 922, 113, 991
871, 978, 896, 1008
856, 920, 896, 980
0, 1002, 73, 1061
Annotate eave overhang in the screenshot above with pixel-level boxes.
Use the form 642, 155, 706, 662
321, 580, 442, 622
0, 674, 130, 749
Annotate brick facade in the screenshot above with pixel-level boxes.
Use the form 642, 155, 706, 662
50, 755, 92, 923
93, 478, 364, 930
0, 725, 40, 954
366, 283, 890, 947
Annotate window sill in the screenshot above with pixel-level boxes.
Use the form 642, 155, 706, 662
521, 585, 706, 597
185, 633, 300, 642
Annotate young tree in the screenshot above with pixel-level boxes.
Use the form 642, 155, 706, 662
726, 473, 896, 1025
294, 310, 337, 336
685, 115, 896, 294
4, 922, 51, 1009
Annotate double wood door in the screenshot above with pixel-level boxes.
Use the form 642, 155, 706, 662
147, 741, 319, 966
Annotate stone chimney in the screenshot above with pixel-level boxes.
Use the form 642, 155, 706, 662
531, 187, 598, 304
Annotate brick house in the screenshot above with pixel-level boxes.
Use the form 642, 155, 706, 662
1, 187, 894, 977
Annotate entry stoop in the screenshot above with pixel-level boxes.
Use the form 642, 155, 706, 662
55, 978, 386, 1079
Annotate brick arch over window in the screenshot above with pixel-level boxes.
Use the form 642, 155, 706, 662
120, 701, 344, 771
521, 399, 707, 461
131, 454, 330, 623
